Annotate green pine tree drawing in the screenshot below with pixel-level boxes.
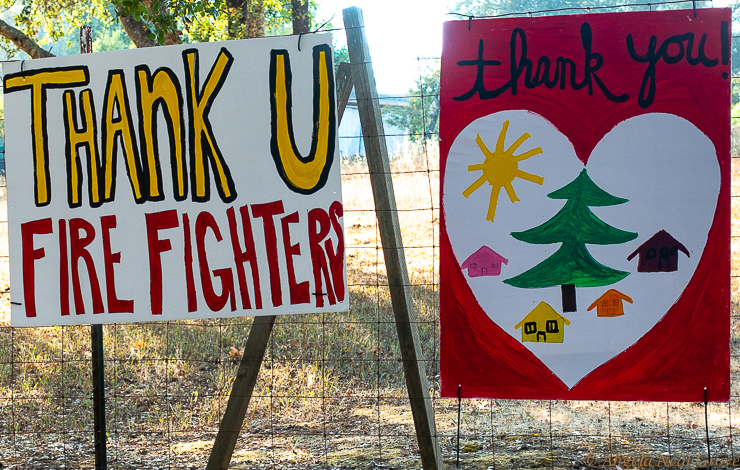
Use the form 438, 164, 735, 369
503, 169, 638, 312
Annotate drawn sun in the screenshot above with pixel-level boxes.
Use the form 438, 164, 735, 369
463, 120, 544, 222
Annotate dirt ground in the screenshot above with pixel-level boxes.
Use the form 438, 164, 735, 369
3, 397, 738, 469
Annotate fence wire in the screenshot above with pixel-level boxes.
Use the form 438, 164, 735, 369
0, 3, 738, 468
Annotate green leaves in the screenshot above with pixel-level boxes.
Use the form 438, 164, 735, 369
0, 0, 313, 58
113, 0, 222, 45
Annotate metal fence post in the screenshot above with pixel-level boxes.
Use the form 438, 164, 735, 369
91, 322, 106, 470
80, 24, 107, 470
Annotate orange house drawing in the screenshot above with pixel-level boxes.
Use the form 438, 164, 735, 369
514, 302, 570, 343
587, 289, 633, 317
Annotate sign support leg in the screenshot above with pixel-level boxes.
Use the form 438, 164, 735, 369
207, 65, 355, 469
343, 6, 443, 470
207, 315, 276, 469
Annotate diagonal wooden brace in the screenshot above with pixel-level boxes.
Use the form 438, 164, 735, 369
207, 57, 355, 470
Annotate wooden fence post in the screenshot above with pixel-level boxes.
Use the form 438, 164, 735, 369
206, 60, 355, 469
343, 6, 443, 470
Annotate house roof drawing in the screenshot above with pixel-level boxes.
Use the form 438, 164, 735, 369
514, 301, 570, 330
587, 289, 634, 311
627, 229, 690, 262
461, 246, 509, 269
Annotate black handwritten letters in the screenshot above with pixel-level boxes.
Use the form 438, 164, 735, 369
454, 23, 628, 103
626, 21, 728, 108
4, 44, 337, 209
4, 48, 237, 208
454, 21, 728, 108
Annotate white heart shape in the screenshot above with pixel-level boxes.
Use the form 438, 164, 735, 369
443, 110, 720, 388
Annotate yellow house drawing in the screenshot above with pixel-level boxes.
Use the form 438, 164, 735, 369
514, 302, 570, 343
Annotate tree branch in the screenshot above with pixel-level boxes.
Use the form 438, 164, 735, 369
0, 18, 54, 58
117, 10, 159, 48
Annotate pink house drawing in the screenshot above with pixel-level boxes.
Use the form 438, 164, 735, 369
461, 246, 509, 277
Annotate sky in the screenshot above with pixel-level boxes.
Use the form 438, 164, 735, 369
315, 0, 456, 94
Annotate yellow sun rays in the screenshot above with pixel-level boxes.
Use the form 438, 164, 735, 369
462, 120, 544, 222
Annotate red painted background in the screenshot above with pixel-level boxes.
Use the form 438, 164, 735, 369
439, 8, 731, 401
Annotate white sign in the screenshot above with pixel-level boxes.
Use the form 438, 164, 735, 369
4, 34, 347, 326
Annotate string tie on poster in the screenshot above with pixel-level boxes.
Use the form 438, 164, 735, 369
313, 14, 334, 34
298, 31, 306, 51
468, 16, 472, 31
20, 59, 25, 80
693, 0, 698, 17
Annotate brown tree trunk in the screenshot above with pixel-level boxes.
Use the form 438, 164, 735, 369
291, 0, 310, 35
245, 0, 265, 38
226, 0, 246, 39
227, 0, 264, 39
117, 9, 159, 48
142, 0, 180, 45
162, 31, 180, 46
561, 284, 577, 312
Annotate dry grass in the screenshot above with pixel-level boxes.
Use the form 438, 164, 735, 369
0, 137, 739, 469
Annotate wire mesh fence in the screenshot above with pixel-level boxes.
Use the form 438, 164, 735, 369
0, 2, 738, 468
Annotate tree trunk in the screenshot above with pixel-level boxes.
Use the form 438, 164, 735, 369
142, 0, 181, 45
291, 0, 310, 35
227, 0, 264, 39
561, 284, 577, 312
226, 0, 246, 39
162, 30, 180, 46
245, 0, 265, 38
118, 10, 159, 48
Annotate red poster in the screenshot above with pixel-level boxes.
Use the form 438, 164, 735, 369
439, 9, 730, 401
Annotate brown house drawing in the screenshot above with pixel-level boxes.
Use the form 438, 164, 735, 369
587, 289, 633, 317
461, 246, 508, 277
627, 229, 689, 273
